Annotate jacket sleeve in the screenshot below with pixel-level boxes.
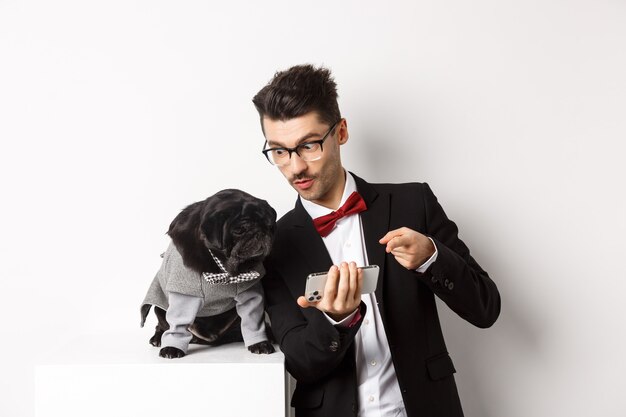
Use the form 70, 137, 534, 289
418, 182, 501, 328
161, 292, 204, 353
262, 259, 366, 384
234, 281, 269, 347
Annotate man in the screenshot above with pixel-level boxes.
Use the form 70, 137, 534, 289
252, 64, 500, 417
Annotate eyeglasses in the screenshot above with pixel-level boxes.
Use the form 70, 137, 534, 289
261, 121, 339, 166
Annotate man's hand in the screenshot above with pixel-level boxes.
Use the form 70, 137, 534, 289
297, 262, 363, 321
379, 227, 435, 270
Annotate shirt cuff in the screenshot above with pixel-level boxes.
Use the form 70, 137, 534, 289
324, 308, 360, 328
415, 237, 438, 273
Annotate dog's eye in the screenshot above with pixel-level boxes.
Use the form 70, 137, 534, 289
232, 226, 245, 235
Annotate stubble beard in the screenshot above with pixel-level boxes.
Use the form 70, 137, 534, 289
291, 163, 343, 205
290, 173, 323, 202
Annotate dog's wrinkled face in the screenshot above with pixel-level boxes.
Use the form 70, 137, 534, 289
168, 189, 276, 276
199, 190, 276, 276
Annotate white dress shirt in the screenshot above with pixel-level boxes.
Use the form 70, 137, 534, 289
300, 172, 438, 417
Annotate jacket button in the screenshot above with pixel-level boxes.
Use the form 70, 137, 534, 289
448, 282, 454, 290
431, 276, 438, 283
444, 279, 449, 286
329, 340, 339, 351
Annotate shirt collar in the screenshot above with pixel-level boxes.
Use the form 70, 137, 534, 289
300, 170, 357, 219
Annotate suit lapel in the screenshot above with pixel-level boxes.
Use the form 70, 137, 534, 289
353, 174, 390, 304
288, 197, 334, 274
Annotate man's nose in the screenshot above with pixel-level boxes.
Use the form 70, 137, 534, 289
288, 151, 307, 174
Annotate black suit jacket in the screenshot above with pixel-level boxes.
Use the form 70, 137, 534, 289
262, 174, 500, 417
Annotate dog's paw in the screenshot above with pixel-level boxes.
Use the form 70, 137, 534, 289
149, 332, 162, 347
159, 346, 185, 359
247, 341, 275, 355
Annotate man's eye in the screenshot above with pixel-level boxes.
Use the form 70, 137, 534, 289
272, 149, 287, 157
299, 142, 319, 152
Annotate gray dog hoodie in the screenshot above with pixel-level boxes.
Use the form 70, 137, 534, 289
140, 242, 268, 353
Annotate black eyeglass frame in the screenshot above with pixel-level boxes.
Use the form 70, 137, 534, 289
261, 120, 340, 166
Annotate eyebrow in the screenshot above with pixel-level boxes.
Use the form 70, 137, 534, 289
266, 131, 323, 148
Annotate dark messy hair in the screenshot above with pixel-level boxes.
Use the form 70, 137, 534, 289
252, 64, 341, 130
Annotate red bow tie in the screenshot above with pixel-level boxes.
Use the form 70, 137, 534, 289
313, 192, 367, 237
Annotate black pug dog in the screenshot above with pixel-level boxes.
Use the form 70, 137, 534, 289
140, 189, 276, 358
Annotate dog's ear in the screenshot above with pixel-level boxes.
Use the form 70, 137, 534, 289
199, 208, 230, 251
256, 200, 277, 226
167, 201, 209, 273
199, 189, 247, 251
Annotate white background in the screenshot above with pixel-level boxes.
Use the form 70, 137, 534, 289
1, 1, 625, 416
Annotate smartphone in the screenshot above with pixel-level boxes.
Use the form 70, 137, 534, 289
304, 265, 380, 302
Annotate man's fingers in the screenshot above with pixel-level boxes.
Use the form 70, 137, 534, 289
297, 296, 314, 308
346, 262, 359, 304
323, 265, 340, 302
378, 228, 407, 244
334, 262, 350, 304
353, 267, 363, 304
349, 263, 358, 296
385, 234, 412, 253
302, 262, 362, 320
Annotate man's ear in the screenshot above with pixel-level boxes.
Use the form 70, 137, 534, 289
337, 118, 349, 145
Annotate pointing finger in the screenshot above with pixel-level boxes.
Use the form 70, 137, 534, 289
379, 228, 406, 244
385, 234, 412, 253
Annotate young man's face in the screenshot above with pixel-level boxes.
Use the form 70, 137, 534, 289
262, 112, 348, 209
